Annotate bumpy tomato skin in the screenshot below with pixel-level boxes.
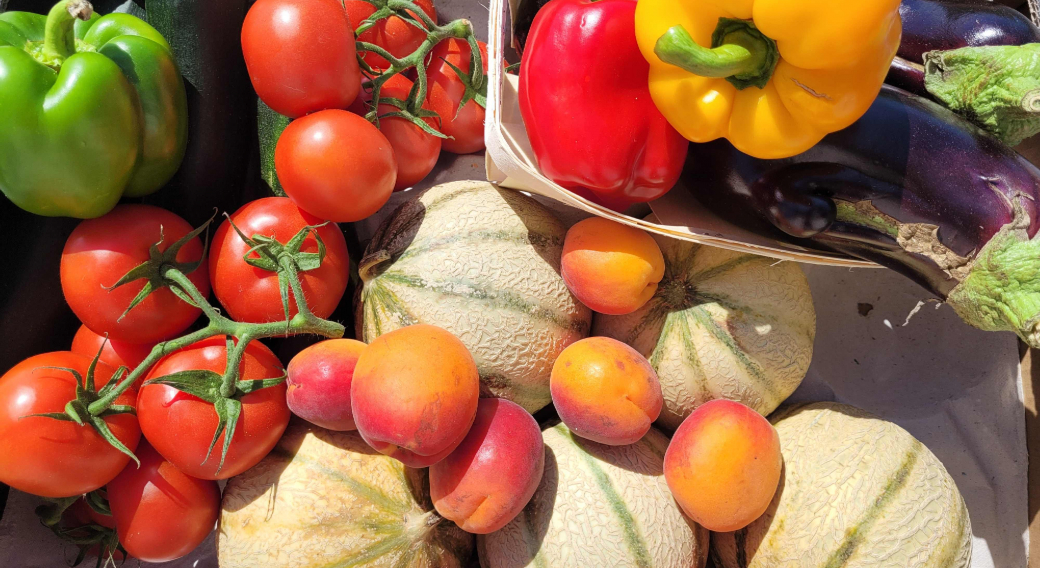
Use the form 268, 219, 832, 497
60, 205, 210, 344
242, 0, 361, 117
0, 352, 141, 498
108, 440, 220, 563
209, 197, 350, 323
136, 338, 289, 480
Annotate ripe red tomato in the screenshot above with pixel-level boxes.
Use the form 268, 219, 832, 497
344, 0, 437, 70
60, 205, 211, 344
378, 74, 442, 190
137, 337, 289, 480
72, 324, 156, 371
209, 197, 350, 323
426, 38, 488, 154
0, 352, 141, 498
107, 440, 220, 563
275, 109, 397, 222
242, 0, 361, 117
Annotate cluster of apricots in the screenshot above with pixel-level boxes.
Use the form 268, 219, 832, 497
285, 216, 783, 534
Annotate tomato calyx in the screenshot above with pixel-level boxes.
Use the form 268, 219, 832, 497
25, 350, 140, 467
225, 218, 330, 326
438, 55, 487, 118
141, 361, 286, 473
354, 0, 486, 134
103, 215, 214, 322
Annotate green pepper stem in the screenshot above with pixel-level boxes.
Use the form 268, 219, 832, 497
654, 18, 780, 90
40, 0, 93, 66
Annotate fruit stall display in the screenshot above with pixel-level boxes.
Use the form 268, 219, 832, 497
0, 0, 1036, 567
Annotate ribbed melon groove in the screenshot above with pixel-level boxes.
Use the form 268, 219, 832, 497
687, 255, 759, 286
569, 431, 654, 568
687, 307, 780, 401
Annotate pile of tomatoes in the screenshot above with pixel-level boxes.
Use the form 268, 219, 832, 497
242, 0, 489, 224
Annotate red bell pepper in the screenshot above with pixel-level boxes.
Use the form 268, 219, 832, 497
518, 0, 688, 211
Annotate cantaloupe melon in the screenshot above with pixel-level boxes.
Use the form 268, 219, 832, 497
712, 402, 972, 568
217, 421, 474, 567
593, 231, 815, 430
478, 423, 709, 568
356, 181, 591, 413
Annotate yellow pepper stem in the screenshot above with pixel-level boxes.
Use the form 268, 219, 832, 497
654, 18, 779, 90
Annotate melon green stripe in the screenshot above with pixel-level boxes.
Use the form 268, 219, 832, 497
692, 291, 783, 327
687, 255, 760, 285
675, 313, 712, 401
820, 441, 923, 568
666, 245, 701, 277
688, 307, 782, 401
568, 431, 653, 568
391, 539, 419, 568
272, 447, 409, 515
373, 186, 491, 251
377, 272, 588, 333
624, 299, 672, 347
324, 533, 412, 568
397, 230, 563, 263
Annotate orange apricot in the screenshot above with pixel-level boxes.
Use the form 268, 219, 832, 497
550, 336, 663, 445
561, 217, 665, 315
431, 398, 544, 534
664, 399, 782, 532
351, 324, 480, 467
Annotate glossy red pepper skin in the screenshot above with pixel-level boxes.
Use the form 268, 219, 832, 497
518, 0, 688, 210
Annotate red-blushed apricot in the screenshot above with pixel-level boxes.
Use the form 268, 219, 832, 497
430, 398, 544, 534
664, 399, 782, 532
286, 339, 366, 431
561, 217, 665, 315
550, 336, 663, 445
351, 324, 480, 467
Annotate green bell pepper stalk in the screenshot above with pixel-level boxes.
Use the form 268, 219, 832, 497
0, 0, 187, 218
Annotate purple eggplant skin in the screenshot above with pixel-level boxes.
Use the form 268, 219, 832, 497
887, 0, 1040, 96
683, 85, 1040, 344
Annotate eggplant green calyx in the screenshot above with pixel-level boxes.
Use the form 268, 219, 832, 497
655, 18, 779, 90
24, 347, 140, 467
947, 195, 1040, 347
924, 44, 1040, 146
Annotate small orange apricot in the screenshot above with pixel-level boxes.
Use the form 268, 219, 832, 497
561, 217, 665, 315
550, 336, 663, 445
664, 399, 782, 532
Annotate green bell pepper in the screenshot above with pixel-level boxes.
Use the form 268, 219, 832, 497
0, 0, 187, 218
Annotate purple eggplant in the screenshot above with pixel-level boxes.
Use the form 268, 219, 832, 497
887, 0, 1040, 97
683, 85, 1040, 345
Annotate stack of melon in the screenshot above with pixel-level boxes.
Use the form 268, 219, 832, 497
215, 182, 973, 568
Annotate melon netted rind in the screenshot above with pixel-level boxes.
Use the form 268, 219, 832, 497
217, 421, 474, 568
712, 402, 972, 568
478, 423, 709, 568
357, 181, 591, 413
593, 230, 816, 431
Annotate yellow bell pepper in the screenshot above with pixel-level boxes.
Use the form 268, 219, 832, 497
634, 0, 902, 159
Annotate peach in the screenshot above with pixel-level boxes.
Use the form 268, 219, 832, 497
352, 324, 480, 467
550, 336, 663, 445
430, 398, 544, 534
561, 217, 665, 315
664, 399, 782, 532
286, 339, 366, 431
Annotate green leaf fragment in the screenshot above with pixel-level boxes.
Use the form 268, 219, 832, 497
236, 374, 287, 395
203, 397, 242, 473
925, 43, 1040, 146
142, 369, 223, 403
90, 416, 139, 467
